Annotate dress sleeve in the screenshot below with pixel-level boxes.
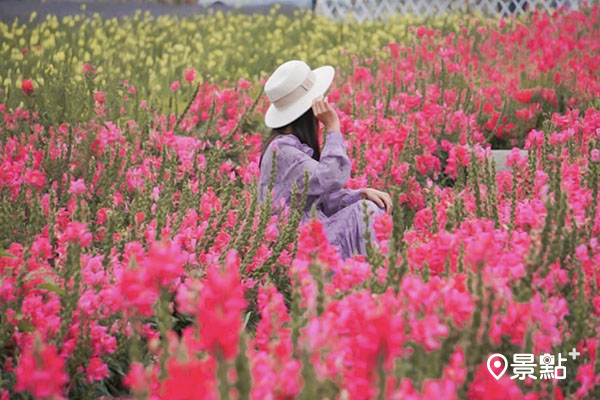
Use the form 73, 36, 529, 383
318, 188, 363, 217
276, 131, 353, 197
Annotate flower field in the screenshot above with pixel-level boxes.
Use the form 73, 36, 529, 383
1, 4, 600, 399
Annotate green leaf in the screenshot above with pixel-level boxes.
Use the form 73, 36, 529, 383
0, 248, 16, 258
36, 283, 66, 296
17, 319, 35, 333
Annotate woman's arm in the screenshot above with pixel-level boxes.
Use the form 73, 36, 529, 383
318, 188, 363, 217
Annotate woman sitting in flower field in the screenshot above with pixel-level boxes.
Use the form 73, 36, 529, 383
258, 60, 392, 260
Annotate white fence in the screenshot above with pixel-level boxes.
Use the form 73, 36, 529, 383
315, 0, 590, 23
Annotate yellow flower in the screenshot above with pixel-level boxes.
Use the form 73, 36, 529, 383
42, 35, 56, 49
11, 50, 23, 62
52, 51, 65, 63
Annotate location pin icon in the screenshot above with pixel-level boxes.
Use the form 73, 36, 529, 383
487, 353, 508, 380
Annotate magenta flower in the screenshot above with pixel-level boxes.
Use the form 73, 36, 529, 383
94, 91, 106, 104
21, 79, 34, 96
184, 67, 196, 83
14, 339, 68, 398
68, 178, 87, 196
85, 357, 109, 382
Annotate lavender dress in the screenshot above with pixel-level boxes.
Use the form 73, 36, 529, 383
258, 131, 385, 260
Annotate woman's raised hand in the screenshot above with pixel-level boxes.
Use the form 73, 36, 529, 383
359, 188, 393, 212
312, 95, 340, 133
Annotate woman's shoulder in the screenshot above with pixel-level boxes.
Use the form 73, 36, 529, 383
267, 134, 303, 154
266, 134, 315, 161
261, 135, 294, 169
272, 134, 300, 147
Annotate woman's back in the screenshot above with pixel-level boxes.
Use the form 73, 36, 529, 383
258, 131, 353, 218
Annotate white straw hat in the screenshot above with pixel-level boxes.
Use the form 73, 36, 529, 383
264, 60, 335, 129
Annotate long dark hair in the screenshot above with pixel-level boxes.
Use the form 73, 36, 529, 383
259, 107, 321, 169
